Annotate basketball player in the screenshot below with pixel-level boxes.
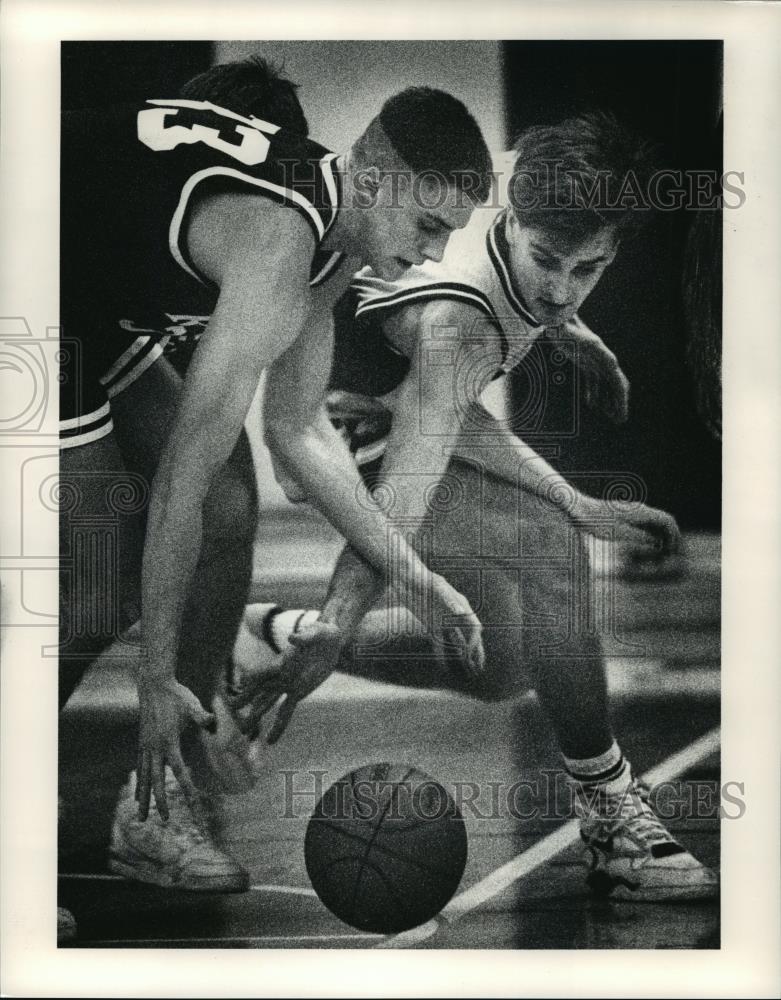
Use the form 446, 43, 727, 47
59, 56, 492, 900
240, 111, 718, 901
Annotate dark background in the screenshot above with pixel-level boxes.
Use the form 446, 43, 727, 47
62, 41, 212, 110
503, 41, 722, 528
62, 40, 722, 529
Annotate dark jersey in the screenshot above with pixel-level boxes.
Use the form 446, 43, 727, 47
330, 288, 411, 398
60, 98, 344, 444
62, 98, 343, 339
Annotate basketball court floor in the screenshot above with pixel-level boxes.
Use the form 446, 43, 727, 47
58, 514, 720, 950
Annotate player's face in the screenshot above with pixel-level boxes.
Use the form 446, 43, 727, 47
507, 216, 619, 326
365, 174, 474, 281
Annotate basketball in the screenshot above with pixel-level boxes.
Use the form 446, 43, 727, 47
304, 763, 468, 934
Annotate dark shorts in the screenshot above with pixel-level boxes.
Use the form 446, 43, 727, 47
58, 316, 209, 450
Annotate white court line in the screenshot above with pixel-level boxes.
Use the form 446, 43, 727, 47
378, 726, 722, 948
60, 729, 720, 948
59, 873, 123, 881
88, 933, 382, 946
250, 883, 317, 897
58, 873, 317, 897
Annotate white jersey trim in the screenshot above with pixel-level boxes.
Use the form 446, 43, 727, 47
355, 284, 497, 321
60, 401, 113, 450
320, 153, 341, 234
486, 215, 541, 327
60, 420, 114, 450
169, 167, 327, 283
60, 401, 110, 432
354, 437, 388, 468
104, 341, 166, 398
101, 334, 155, 386
309, 251, 344, 287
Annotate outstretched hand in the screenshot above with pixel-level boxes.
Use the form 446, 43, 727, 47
431, 575, 485, 678
610, 500, 682, 556
231, 619, 344, 746
136, 674, 214, 821
578, 498, 682, 557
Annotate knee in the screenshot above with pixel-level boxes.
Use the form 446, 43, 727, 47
202, 462, 258, 545
460, 653, 532, 703
465, 675, 513, 703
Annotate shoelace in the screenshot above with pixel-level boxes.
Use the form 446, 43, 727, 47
160, 785, 211, 844
596, 783, 674, 846
168, 819, 207, 846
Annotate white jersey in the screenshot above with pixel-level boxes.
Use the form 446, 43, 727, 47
352, 153, 546, 378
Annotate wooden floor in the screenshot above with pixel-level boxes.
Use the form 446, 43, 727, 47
58, 523, 720, 950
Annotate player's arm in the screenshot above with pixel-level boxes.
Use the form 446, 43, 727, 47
453, 399, 576, 501
293, 301, 500, 640
262, 299, 481, 663
251, 299, 492, 742
543, 314, 630, 423
367, 299, 493, 524
137, 196, 314, 819
454, 400, 680, 553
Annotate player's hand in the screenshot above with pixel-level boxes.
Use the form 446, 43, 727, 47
235, 620, 344, 746
610, 500, 682, 556
136, 673, 213, 822
431, 575, 485, 678
561, 317, 630, 423
578, 497, 682, 556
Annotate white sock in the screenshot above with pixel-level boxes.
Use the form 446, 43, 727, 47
267, 608, 320, 653
562, 740, 632, 796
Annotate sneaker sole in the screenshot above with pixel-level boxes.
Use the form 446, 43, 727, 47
587, 869, 719, 903
108, 855, 250, 893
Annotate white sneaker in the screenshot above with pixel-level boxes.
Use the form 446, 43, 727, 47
230, 608, 284, 708
577, 777, 719, 902
108, 770, 249, 892
197, 609, 285, 793
57, 906, 77, 943
196, 690, 266, 794
219, 605, 287, 748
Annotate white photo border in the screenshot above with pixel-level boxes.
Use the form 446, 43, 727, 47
1, 0, 779, 996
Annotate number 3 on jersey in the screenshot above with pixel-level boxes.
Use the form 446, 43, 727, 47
137, 100, 280, 166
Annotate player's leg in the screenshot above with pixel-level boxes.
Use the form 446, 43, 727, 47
372, 453, 614, 745
109, 356, 257, 713
254, 455, 613, 726
59, 431, 145, 710
59, 427, 146, 939
474, 457, 614, 756
59, 396, 247, 907
249, 456, 717, 900
109, 356, 259, 792
78, 355, 254, 890
436, 457, 717, 901
59, 331, 145, 938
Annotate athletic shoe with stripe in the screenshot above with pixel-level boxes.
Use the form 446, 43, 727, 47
108, 769, 249, 892
577, 777, 719, 902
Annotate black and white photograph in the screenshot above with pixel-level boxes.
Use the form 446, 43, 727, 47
1, 2, 779, 996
